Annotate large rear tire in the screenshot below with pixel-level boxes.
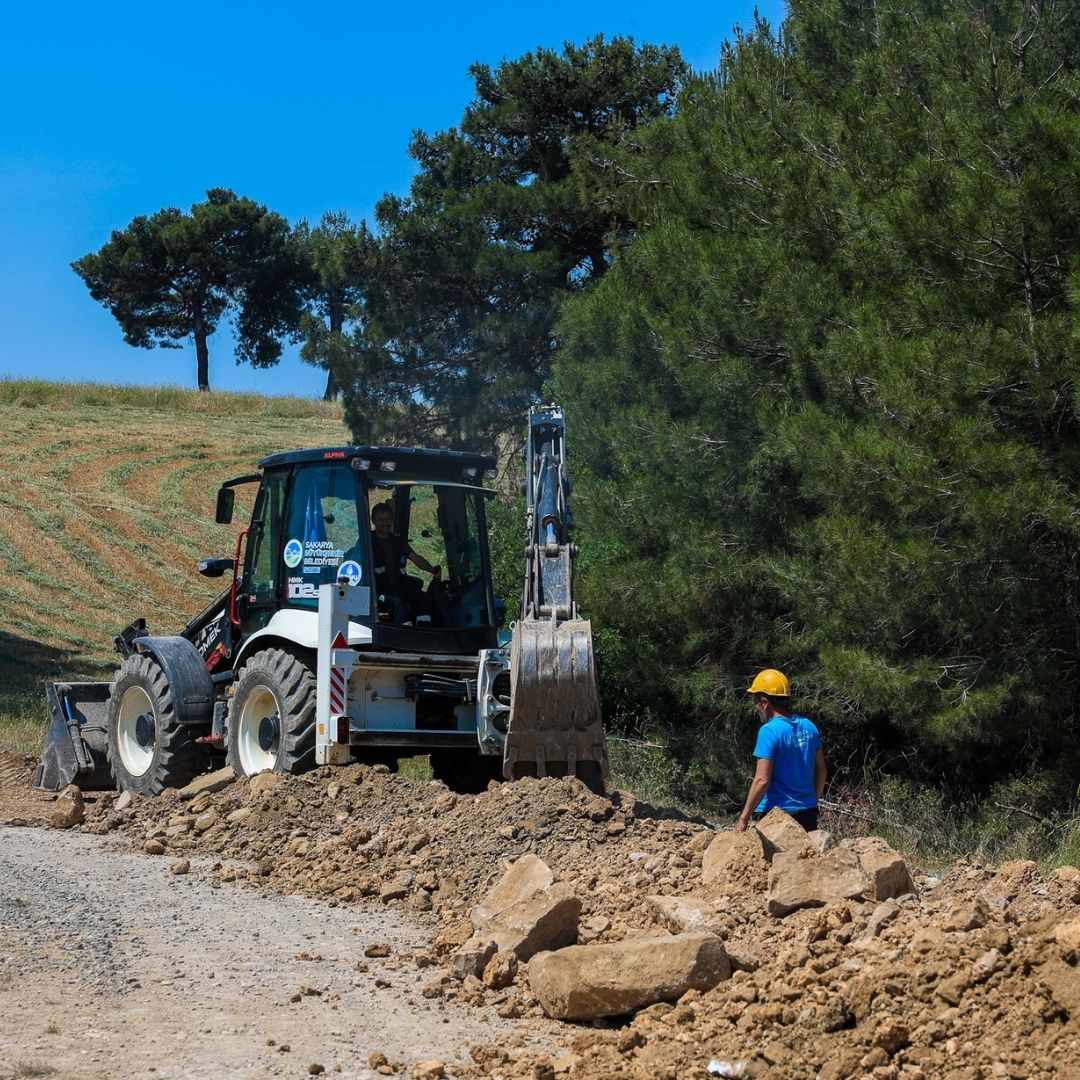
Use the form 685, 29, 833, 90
107, 653, 202, 795
227, 648, 316, 777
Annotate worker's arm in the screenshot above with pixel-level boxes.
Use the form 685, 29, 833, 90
407, 550, 442, 577
814, 749, 827, 800
736, 757, 773, 832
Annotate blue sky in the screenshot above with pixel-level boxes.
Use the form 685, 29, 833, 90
0, 0, 784, 397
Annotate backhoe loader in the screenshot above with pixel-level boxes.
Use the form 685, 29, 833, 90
35, 406, 608, 796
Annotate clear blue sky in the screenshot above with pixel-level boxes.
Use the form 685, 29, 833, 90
0, 0, 784, 397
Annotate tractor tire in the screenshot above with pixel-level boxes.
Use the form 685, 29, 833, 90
429, 749, 503, 795
107, 653, 202, 795
227, 648, 317, 778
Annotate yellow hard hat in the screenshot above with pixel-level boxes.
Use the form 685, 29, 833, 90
746, 669, 790, 697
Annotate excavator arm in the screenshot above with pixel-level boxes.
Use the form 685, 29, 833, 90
503, 405, 609, 789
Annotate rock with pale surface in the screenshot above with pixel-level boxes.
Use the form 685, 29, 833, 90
246, 771, 282, 796
50, 785, 84, 829
481, 949, 518, 989
646, 895, 727, 936
412, 1061, 445, 1080
179, 767, 235, 798
755, 808, 811, 862
451, 937, 497, 980
807, 829, 836, 853
943, 897, 990, 932
840, 837, 915, 900
528, 932, 731, 1020
701, 831, 763, 884
469, 855, 580, 961
471, 853, 553, 924
767, 848, 867, 916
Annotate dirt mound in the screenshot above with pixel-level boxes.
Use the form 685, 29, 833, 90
15, 764, 1080, 1078
0, 750, 48, 824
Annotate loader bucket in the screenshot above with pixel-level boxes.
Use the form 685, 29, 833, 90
34, 681, 113, 792
504, 618, 609, 791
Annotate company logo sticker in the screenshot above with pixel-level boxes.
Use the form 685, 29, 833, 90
283, 538, 303, 568
337, 560, 362, 586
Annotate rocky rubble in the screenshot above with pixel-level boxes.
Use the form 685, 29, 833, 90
12, 756, 1080, 1079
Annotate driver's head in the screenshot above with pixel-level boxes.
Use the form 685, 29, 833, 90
371, 501, 394, 537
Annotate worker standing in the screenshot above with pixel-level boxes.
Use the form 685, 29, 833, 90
736, 668, 826, 832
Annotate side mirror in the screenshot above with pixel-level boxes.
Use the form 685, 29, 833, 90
198, 558, 234, 579
215, 487, 235, 524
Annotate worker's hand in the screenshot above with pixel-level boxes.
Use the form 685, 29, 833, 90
735, 817, 748, 833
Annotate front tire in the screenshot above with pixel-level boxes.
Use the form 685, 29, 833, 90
107, 653, 201, 795
227, 648, 316, 777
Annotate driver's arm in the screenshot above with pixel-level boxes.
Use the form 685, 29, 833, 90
407, 549, 441, 577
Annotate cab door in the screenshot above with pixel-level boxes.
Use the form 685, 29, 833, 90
236, 467, 289, 635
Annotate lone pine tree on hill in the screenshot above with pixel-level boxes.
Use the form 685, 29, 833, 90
73, 188, 303, 391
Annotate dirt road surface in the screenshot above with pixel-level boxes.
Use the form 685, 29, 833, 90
0, 824, 559, 1080
3, 749, 1080, 1079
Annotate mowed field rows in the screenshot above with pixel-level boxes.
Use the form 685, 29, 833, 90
0, 380, 348, 748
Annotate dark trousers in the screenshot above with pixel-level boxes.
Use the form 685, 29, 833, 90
380, 575, 431, 624
754, 806, 819, 831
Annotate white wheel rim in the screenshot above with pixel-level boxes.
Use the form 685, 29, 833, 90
237, 685, 280, 774
116, 685, 155, 776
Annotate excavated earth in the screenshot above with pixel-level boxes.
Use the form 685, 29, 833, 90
3, 749, 1080, 1080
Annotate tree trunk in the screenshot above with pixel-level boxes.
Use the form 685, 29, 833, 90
323, 289, 346, 401
194, 318, 210, 391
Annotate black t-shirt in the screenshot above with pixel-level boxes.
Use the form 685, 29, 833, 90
371, 531, 410, 585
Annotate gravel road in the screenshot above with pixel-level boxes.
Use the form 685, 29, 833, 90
0, 825, 557, 1079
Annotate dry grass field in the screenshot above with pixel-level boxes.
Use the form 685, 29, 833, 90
0, 379, 349, 752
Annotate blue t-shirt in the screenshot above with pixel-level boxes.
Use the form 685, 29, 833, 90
753, 713, 820, 813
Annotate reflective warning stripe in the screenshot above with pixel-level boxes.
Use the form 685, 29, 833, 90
330, 667, 346, 716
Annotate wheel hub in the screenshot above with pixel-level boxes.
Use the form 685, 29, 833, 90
258, 711, 280, 752
134, 712, 155, 749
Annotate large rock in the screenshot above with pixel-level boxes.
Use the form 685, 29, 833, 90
50, 785, 84, 829
767, 837, 915, 916
528, 932, 731, 1020
807, 829, 837, 853
646, 895, 727, 936
471, 854, 553, 924
247, 771, 282, 796
179, 767, 235, 799
767, 848, 867, 916
840, 837, 915, 901
467, 855, 580, 961
702, 831, 763, 884
756, 808, 811, 862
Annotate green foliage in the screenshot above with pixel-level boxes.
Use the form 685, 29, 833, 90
293, 212, 373, 402
72, 189, 304, 390
341, 37, 688, 450
553, 0, 1080, 803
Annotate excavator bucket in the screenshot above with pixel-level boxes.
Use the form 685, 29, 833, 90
504, 618, 609, 791
34, 681, 113, 792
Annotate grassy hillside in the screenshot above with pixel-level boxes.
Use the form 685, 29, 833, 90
0, 379, 350, 752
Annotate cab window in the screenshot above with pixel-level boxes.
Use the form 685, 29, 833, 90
283, 464, 365, 607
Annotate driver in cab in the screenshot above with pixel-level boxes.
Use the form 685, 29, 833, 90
368, 501, 441, 626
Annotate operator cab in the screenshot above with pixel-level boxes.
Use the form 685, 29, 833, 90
227, 447, 504, 655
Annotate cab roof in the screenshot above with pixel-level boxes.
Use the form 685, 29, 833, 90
258, 445, 497, 480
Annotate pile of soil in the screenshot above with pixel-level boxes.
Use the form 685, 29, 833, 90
12, 760, 1080, 1079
